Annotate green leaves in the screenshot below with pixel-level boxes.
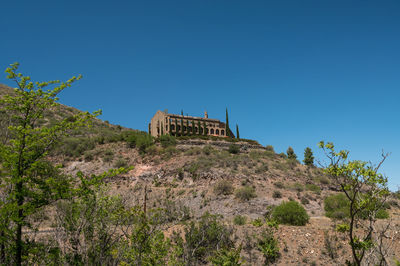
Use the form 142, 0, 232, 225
319, 141, 390, 265
0, 63, 98, 264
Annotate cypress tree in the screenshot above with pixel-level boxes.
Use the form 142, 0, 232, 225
186, 119, 189, 135
181, 117, 184, 135
303, 147, 314, 166
203, 121, 207, 136
160, 122, 164, 135
236, 124, 240, 139
225, 108, 230, 133
175, 118, 178, 136
192, 120, 195, 134
198, 120, 201, 135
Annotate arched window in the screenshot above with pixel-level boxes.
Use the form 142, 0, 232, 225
171, 124, 175, 130
200, 128, 203, 134
195, 127, 198, 133
206, 128, 209, 134
221, 130, 225, 136
216, 129, 219, 135
188, 126, 192, 132
183, 126, 187, 131
210, 129, 214, 134
177, 125, 181, 131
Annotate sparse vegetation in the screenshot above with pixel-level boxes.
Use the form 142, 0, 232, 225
228, 144, 240, 154
214, 180, 234, 196
273, 190, 282, 199
235, 186, 256, 201
233, 215, 247, 225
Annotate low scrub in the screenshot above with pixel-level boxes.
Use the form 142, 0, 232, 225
272, 201, 309, 226
158, 134, 176, 148
233, 215, 247, 225
235, 186, 256, 201
228, 144, 240, 154
214, 180, 234, 196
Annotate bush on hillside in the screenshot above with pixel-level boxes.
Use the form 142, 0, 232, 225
228, 144, 240, 154
233, 215, 247, 225
272, 201, 309, 226
306, 183, 321, 194
158, 134, 176, 148
272, 190, 282, 199
214, 180, 234, 196
324, 193, 349, 219
325, 193, 390, 220
235, 186, 256, 201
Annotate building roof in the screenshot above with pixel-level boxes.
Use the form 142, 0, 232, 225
163, 111, 222, 123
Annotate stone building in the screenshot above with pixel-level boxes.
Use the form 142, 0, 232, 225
149, 110, 229, 138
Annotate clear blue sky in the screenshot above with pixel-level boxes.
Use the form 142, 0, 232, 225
1, 1, 399, 190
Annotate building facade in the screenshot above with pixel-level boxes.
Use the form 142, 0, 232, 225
149, 110, 228, 138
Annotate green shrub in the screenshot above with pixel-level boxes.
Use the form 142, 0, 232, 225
136, 134, 154, 154
291, 182, 304, 192
317, 176, 330, 185
233, 215, 247, 225
202, 145, 214, 155
305, 184, 321, 194
228, 144, 240, 154
301, 196, 310, 205
172, 212, 233, 264
162, 146, 178, 159
214, 180, 234, 196
376, 209, 389, 219
102, 149, 114, 162
209, 246, 242, 265
84, 151, 94, 161
114, 158, 127, 168
252, 218, 264, 227
184, 147, 202, 155
272, 201, 309, 226
159, 134, 176, 148
257, 230, 280, 265
272, 190, 282, 199
325, 193, 389, 220
324, 193, 349, 219
273, 182, 285, 189
235, 186, 256, 201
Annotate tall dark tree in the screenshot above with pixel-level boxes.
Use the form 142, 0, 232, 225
286, 146, 297, 160
192, 120, 196, 134
225, 108, 230, 133
203, 121, 207, 136
181, 118, 184, 135
175, 118, 178, 136
236, 124, 240, 139
186, 119, 189, 135
303, 147, 314, 166
160, 122, 164, 135
198, 120, 201, 135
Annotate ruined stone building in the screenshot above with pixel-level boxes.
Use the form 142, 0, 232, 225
149, 110, 229, 138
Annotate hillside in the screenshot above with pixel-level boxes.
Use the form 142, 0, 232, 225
1, 83, 400, 265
